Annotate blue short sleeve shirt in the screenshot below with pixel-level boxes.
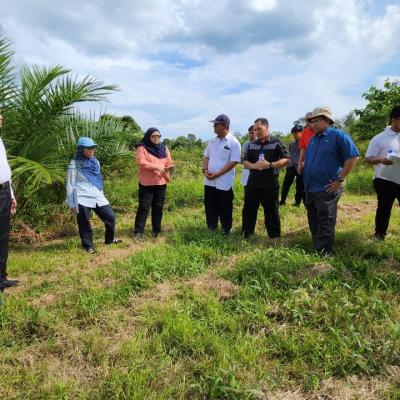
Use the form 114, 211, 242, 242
303, 127, 360, 192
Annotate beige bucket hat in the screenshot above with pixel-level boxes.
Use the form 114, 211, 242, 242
307, 107, 334, 123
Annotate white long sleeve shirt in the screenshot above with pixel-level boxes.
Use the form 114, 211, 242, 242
66, 160, 109, 211
0, 137, 15, 198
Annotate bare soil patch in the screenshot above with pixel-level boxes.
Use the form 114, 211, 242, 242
266, 366, 399, 399
293, 262, 335, 281
187, 272, 239, 300
338, 200, 376, 221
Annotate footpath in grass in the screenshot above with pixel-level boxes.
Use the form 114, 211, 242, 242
0, 195, 400, 399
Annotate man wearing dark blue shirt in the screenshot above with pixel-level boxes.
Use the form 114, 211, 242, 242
303, 107, 360, 255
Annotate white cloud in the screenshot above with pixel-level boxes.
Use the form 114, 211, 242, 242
1, 0, 400, 138
250, 0, 277, 12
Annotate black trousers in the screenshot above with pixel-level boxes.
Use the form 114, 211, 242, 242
134, 184, 166, 234
373, 178, 400, 237
280, 165, 304, 205
77, 204, 116, 250
0, 184, 11, 279
305, 191, 341, 254
204, 185, 233, 233
242, 185, 280, 237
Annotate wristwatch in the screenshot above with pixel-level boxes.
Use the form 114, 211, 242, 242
335, 176, 345, 182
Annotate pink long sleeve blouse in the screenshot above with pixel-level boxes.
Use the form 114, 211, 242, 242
135, 145, 174, 186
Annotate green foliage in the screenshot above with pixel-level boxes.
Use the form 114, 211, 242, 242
163, 133, 204, 149
99, 114, 143, 148
351, 80, 400, 139
0, 30, 131, 222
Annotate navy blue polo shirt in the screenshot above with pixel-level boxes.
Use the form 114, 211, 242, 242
303, 127, 360, 192
244, 136, 290, 188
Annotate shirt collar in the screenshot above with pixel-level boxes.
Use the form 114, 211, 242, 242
315, 127, 330, 137
256, 136, 271, 144
384, 126, 400, 136
214, 132, 230, 141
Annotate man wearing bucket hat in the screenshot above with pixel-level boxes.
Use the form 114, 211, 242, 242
303, 107, 360, 255
203, 114, 241, 234
66, 137, 121, 253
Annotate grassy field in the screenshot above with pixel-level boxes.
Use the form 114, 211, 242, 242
1, 151, 400, 399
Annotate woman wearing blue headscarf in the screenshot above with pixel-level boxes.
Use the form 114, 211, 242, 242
66, 137, 121, 253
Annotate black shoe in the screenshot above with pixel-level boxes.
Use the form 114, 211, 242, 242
85, 248, 96, 254
222, 230, 231, 236
243, 232, 252, 239
134, 233, 143, 240
279, 201, 286, 206
293, 202, 301, 207
105, 239, 122, 245
0, 279, 18, 288
374, 234, 385, 241
152, 232, 160, 238
3, 279, 19, 286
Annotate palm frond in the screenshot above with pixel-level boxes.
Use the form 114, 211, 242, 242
9, 156, 65, 195
0, 28, 17, 110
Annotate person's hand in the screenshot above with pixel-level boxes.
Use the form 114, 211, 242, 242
297, 162, 304, 174
255, 159, 271, 170
155, 166, 166, 175
11, 198, 17, 215
325, 180, 343, 193
205, 171, 219, 180
380, 158, 393, 165
70, 207, 77, 215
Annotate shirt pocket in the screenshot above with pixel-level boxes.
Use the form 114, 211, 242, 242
221, 146, 231, 161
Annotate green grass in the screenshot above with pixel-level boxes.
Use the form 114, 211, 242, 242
1, 154, 400, 399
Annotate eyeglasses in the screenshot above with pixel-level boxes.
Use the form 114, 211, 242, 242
151, 134, 161, 138
308, 118, 324, 125
84, 146, 96, 150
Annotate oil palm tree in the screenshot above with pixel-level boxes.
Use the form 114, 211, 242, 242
0, 30, 128, 211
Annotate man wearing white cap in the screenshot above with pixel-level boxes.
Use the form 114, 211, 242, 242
303, 107, 360, 255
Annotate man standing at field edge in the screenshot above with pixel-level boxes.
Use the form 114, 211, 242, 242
303, 107, 359, 256
242, 117, 290, 238
365, 105, 400, 241
203, 114, 241, 234
0, 112, 19, 291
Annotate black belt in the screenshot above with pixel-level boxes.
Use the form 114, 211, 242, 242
0, 182, 10, 190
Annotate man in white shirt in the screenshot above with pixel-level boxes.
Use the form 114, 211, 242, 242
240, 125, 256, 186
0, 113, 19, 290
366, 105, 400, 241
203, 114, 241, 234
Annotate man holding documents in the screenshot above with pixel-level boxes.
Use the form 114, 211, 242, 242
366, 105, 400, 241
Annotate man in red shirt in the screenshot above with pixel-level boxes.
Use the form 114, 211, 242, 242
297, 112, 314, 174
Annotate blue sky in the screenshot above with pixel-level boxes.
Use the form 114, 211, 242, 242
2, 0, 400, 138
